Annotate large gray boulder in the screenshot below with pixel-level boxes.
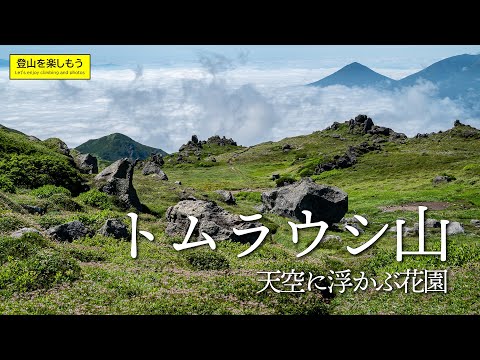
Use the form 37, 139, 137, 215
75, 153, 98, 174
215, 190, 236, 204
98, 219, 129, 239
47, 221, 91, 242
261, 177, 348, 225
94, 158, 142, 211
165, 200, 263, 244
447, 222, 464, 235
10, 228, 42, 238
142, 161, 168, 180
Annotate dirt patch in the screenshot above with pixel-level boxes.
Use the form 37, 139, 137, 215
381, 201, 450, 212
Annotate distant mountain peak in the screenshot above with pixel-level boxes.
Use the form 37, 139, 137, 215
75, 133, 168, 162
308, 62, 394, 88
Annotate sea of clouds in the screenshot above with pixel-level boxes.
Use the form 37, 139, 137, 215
0, 52, 477, 153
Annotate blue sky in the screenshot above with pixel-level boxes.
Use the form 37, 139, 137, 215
0, 45, 479, 153
2, 45, 480, 69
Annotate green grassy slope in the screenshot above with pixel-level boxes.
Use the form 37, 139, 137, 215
0, 125, 83, 194
0, 118, 479, 314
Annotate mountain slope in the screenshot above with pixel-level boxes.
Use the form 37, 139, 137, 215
308, 62, 395, 88
76, 133, 168, 162
398, 54, 480, 102
399, 54, 480, 87
0, 124, 83, 194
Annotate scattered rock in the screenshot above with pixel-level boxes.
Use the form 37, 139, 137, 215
425, 219, 441, 228
341, 217, 357, 224
150, 172, 169, 181
142, 161, 168, 180
74, 153, 99, 174
47, 221, 91, 242
447, 222, 464, 235
315, 142, 380, 174
271, 173, 280, 180
165, 200, 263, 244
94, 158, 142, 211
211, 157, 217, 163
150, 153, 165, 166
323, 235, 342, 243
415, 133, 429, 138
282, 144, 292, 152
191, 135, 199, 144
433, 175, 455, 184
21, 204, 46, 215
261, 177, 348, 225
470, 219, 480, 228
403, 226, 418, 237
328, 122, 340, 130
10, 228, 42, 238
343, 223, 364, 234
206, 135, 237, 147
215, 190, 236, 205
254, 204, 265, 213
175, 181, 182, 185
454, 120, 462, 127
98, 219, 129, 240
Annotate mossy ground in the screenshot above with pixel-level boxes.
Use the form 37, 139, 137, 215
0, 121, 479, 314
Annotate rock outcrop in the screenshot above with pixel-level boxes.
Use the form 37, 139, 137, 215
47, 221, 91, 242
98, 219, 129, 239
142, 162, 168, 180
261, 177, 348, 225
315, 142, 380, 174
74, 153, 99, 174
215, 190, 236, 205
165, 200, 263, 244
94, 158, 142, 211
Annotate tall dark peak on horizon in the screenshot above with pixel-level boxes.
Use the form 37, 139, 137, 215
308, 62, 395, 88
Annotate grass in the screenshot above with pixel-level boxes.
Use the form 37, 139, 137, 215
0, 119, 479, 314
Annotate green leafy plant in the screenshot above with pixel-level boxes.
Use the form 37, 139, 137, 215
0, 175, 16, 194
32, 185, 71, 199
77, 189, 111, 209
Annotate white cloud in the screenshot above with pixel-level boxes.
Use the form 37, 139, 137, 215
0, 65, 478, 154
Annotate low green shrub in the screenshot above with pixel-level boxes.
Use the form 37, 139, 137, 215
0, 175, 16, 194
0, 215, 28, 233
32, 185, 71, 199
0, 154, 83, 194
185, 251, 230, 270
63, 245, 107, 262
0, 232, 48, 265
0, 249, 81, 291
77, 189, 111, 209
235, 191, 262, 202
38, 215, 65, 229
44, 194, 82, 212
